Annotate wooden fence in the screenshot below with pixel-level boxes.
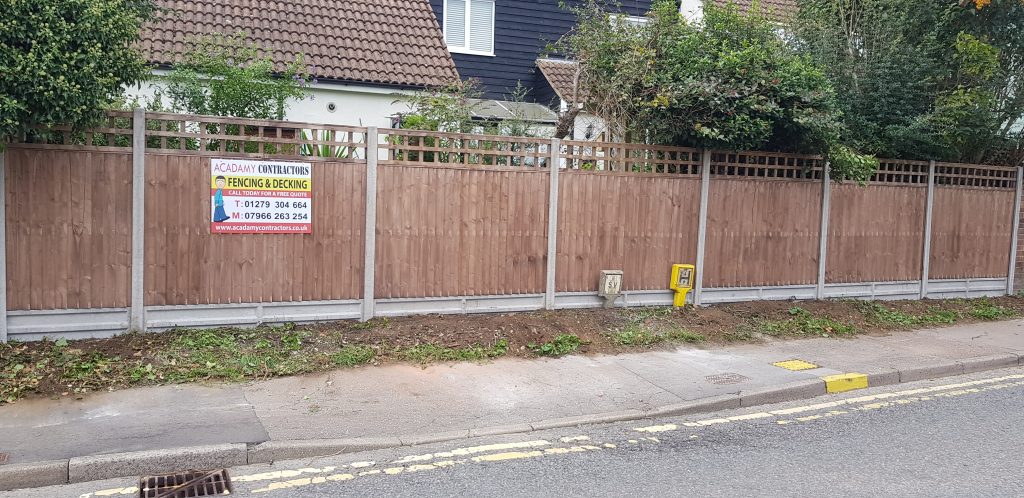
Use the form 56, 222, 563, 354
1, 110, 1020, 339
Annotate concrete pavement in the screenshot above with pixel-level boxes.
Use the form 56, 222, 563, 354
1, 319, 1023, 490
15, 367, 1024, 497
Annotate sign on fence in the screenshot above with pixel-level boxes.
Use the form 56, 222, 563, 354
210, 158, 313, 234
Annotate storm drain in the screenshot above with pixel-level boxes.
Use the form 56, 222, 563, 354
705, 373, 750, 385
139, 469, 233, 497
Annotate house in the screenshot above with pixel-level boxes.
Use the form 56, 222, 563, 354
680, 0, 798, 22
426, 0, 655, 138
129, 0, 461, 128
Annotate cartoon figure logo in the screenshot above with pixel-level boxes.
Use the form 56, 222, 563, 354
212, 175, 231, 222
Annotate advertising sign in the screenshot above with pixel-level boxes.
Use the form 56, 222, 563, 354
210, 158, 312, 234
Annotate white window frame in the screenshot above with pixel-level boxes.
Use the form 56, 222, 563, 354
443, 0, 496, 57
609, 13, 649, 27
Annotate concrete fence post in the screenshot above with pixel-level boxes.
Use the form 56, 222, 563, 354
920, 160, 936, 299
545, 138, 561, 309
816, 162, 831, 300
1008, 166, 1023, 295
694, 150, 712, 306
129, 108, 146, 332
0, 147, 6, 342
361, 127, 379, 322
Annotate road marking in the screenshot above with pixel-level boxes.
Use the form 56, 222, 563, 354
390, 440, 551, 464
634, 423, 677, 433
775, 379, 1024, 425
773, 359, 820, 371
79, 488, 137, 498
235, 467, 337, 482
248, 444, 604, 493
82, 371, 1024, 498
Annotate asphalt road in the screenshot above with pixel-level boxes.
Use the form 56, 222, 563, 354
21, 367, 1024, 498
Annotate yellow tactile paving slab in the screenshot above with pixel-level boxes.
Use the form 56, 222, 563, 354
772, 359, 820, 371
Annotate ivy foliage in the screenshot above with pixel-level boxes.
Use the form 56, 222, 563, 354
795, 0, 1024, 165
161, 32, 311, 120
0, 0, 155, 144
560, 0, 878, 180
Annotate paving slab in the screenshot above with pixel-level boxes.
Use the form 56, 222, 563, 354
0, 384, 267, 465
598, 349, 822, 401
242, 356, 683, 441
723, 336, 947, 379
913, 320, 1024, 353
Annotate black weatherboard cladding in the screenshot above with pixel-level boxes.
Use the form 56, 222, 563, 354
429, 0, 654, 104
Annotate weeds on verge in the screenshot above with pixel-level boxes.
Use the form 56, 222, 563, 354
397, 340, 509, 364
529, 334, 583, 357
858, 302, 959, 328
611, 324, 705, 347
754, 307, 857, 338
612, 307, 704, 347
331, 345, 377, 367
968, 299, 1017, 320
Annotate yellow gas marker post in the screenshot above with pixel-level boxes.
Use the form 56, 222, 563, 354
670, 264, 695, 307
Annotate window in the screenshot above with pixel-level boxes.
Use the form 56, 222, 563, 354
444, 0, 495, 56
609, 13, 649, 27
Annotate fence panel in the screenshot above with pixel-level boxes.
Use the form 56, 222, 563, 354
556, 172, 701, 292
827, 185, 926, 283
704, 178, 821, 287
930, 187, 1014, 279
144, 154, 365, 305
5, 147, 132, 310
375, 164, 549, 298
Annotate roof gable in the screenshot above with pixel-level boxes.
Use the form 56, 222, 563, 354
140, 0, 460, 88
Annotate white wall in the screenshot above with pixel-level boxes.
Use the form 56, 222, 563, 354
679, 0, 704, 22
572, 113, 607, 141
125, 73, 417, 129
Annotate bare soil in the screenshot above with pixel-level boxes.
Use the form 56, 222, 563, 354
3, 296, 1023, 403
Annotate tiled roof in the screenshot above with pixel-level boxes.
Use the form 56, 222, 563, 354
536, 59, 585, 104
140, 0, 460, 88
711, 0, 798, 22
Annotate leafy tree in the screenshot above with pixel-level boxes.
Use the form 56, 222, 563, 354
795, 0, 1024, 165
398, 79, 483, 133
560, 0, 877, 180
161, 32, 310, 120
0, 0, 156, 144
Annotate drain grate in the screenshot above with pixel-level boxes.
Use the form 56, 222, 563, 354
0, 452, 8, 465
705, 373, 749, 385
139, 469, 233, 498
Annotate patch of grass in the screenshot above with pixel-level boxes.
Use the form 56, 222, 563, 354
919, 308, 959, 325
968, 299, 1017, 321
529, 334, 582, 357
611, 325, 662, 347
755, 307, 857, 338
330, 345, 377, 367
859, 302, 961, 328
723, 328, 757, 342
1, 342, 47, 403
398, 340, 509, 363
157, 327, 318, 382
611, 324, 705, 347
859, 302, 918, 327
662, 328, 706, 343
619, 307, 673, 323
351, 317, 390, 330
